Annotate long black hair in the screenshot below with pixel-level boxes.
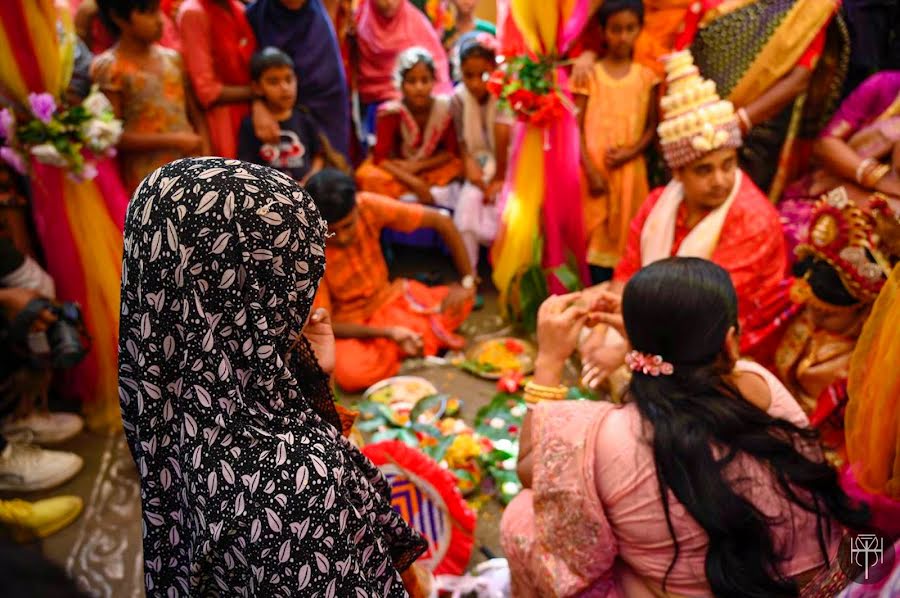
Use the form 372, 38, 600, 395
621, 257, 867, 598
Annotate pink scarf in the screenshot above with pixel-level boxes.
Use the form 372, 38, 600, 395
356, 0, 452, 103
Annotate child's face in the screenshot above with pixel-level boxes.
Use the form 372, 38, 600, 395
122, 6, 163, 43
452, 0, 478, 15
604, 10, 641, 60
327, 209, 359, 247
461, 56, 493, 103
373, 0, 403, 18
401, 63, 435, 111
254, 65, 298, 114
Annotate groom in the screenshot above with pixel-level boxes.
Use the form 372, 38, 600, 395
581, 50, 787, 384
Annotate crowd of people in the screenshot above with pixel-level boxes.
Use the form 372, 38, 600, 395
0, 0, 898, 595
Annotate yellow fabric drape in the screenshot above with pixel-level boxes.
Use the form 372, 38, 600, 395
1, 1, 124, 431
845, 265, 900, 499
726, 0, 838, 108
492, 128, 546, 295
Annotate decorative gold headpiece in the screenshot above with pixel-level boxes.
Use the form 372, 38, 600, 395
796, 187, 899, 303
657, 50, 743, 169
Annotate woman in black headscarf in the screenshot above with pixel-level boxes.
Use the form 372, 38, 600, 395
118, 157, 425, 596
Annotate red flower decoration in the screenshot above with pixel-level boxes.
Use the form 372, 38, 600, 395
486, 70, 507, 97
508, 425, 519, 434
507, 88, 538, 113
497, 371, 525, 393
504, 339, 524, 354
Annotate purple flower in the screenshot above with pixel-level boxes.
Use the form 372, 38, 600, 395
0, 109, 14, 140
28, 93, 57, 124
80, 161, 98, 181
0, 146, 27, 175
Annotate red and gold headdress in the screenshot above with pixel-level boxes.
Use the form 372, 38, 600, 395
795, 187, 900, 303
657, 50, 743, 169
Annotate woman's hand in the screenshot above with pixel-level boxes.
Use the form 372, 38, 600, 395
441, 283, 474, 317
590, 290, 625, 338
605, 146, 636, 171
586, 169, 608, 197
484, 178, 504, 204
252, 101, 280, 145
535, 293, 596, 384
875, 170, 900, 197
388, 326, 424, 357
172, 132, 203, 154
571, 51, 597, 90
303, 308, 336, 375
410, 179, 435, 205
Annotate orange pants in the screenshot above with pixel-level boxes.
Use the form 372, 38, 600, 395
334, 280, 473, 392
355, 157, 462, 198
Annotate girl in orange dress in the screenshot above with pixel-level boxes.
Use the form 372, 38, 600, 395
355, 47, 462, 206
92, 0, 209, 192
574, 0, 659, 283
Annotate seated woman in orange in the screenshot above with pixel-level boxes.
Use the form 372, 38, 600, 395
355, 47, 463, 206
306, 169, 476, 392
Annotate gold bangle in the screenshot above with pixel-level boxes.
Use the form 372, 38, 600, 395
523, 381, 568, 403
863, 163, 891, 189
855, 158, 876, 185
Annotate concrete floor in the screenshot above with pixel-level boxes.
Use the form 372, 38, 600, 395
10, 244, 515, 595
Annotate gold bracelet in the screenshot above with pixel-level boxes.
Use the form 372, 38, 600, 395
855, 158, 876, 185
863, 163, 891, 189
523, 380, 568, 403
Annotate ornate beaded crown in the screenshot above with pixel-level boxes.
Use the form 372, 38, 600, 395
657, 50, 743, 169
796, 187, 899, 303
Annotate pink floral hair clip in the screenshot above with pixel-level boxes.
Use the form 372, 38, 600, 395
625, 351, 675, 376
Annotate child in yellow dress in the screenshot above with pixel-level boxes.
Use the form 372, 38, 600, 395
574, 0, 659, 283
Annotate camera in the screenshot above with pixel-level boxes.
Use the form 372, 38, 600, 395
44, 302, 90, 369
5, 298, 90, 369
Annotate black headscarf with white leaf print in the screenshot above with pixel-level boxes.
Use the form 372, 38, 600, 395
119, 158, 425, 597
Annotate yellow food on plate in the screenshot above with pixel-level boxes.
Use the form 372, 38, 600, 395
474, 339, 530, 373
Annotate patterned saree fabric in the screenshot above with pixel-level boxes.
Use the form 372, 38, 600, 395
118, 158, 426, 595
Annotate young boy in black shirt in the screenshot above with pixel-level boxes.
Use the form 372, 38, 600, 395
238, 47, 324, 184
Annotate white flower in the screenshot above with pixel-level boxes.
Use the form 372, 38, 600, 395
501, 482, 521, 496
82, 87, 113, 118
502, 458, 517, 471
82, 118, 123, 151
493, 438, 514, 453
30, 143, 68, 168
489, 417, 505, 430
510, 405, 526, 418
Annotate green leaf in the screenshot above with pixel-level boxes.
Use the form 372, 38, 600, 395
356, 418, 388, 432
552, 263, 582, 292
425, 434, 456, 462
396, 428, 419, 447
370, 429, 403, 444
459, 359, 499, 375
519, 265, 549, 334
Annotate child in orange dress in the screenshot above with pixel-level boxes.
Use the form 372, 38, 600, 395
574, 0, 659, 284
307, 169, 476, 392
92, 0, 209, 192
355, 47, 463, 206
